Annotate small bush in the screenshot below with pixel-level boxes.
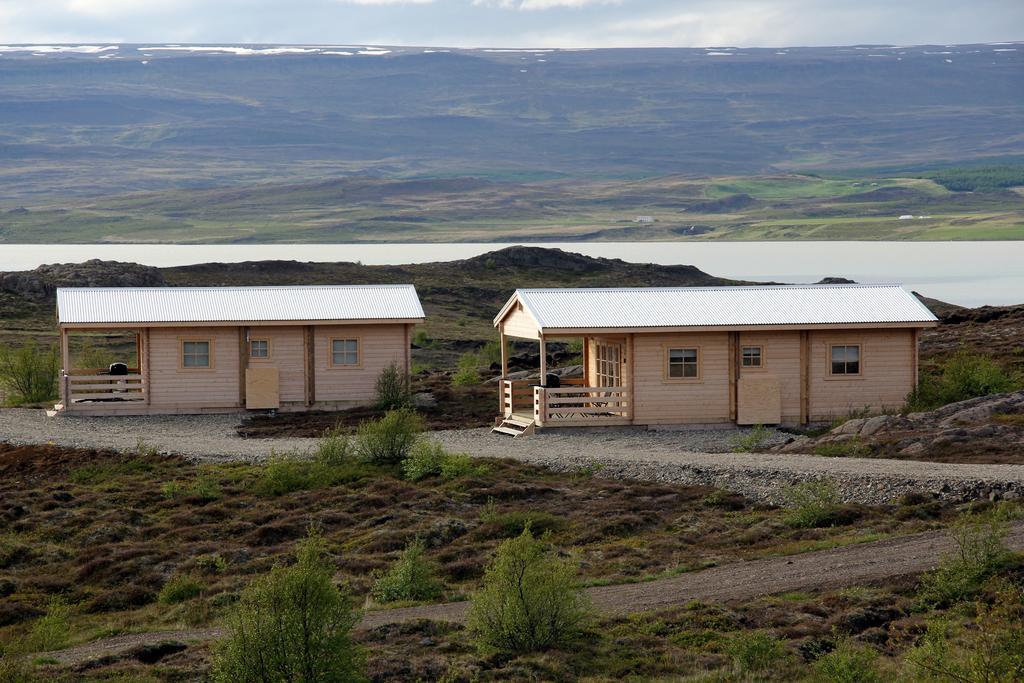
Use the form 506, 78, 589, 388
907, 349, 1021, 411
162, 475, 221, 502
253, 451, 369, 496
195, 553, 230, 575
813, 438, 871, 458
726, 630, 786, 675
412, 330, 432, 348
374, 362, 410, 410
917, 503, 1015, 607
371, 539, 443, 603
315, 428, 352, 466
479, 510, 565, 538
212, 531, 364, 682
402, 440, 486, 482
159, 574, 203, 605
0, 341, 59, 406
24, 597, 70, 652
782, 480, 842, 528
812, 638, 881, 683
731, 424, 771, 452
467, 528, 591, 654
356, 408, 423, 464
451, 353, 481, 387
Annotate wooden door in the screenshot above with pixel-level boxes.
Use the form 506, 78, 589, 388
594, 341, 623, 388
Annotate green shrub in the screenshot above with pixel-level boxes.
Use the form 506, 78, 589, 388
75, 338, 116, 370
907, 349, 1020, 411
480, 510, 565, 538
726, 630, 786, 675
782, 480, 842, 528
402, 440, 486, 482
467, 528, 591, 654
212, 531, 364, 682
25, 597, 70, 652
0, 341, 59, 406
412, 330, 432, 348
253, 451, 369, 496
371, 538, 443, 603
356, 408, 423, 464
812, 638, 881, 683
917, 503, 1015, 607
195, 553, 230, 575
451, 352, 480, 387
731, 424, 771, 452
315, 428, 352, 466
905, 587, 1024, 681
162, 475, 221, 502
374, 362, 410, 410
159, 574, 204, 604
813, 438, 871, 458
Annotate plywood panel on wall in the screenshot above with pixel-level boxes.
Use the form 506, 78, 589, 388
737, 375, 781, 424
632, 332, 730, 424
247, 326, 306, 403
738, 331, 802, 423
147, 326, 240, 409
246, 367, 280, 409
314, 323, 407, 404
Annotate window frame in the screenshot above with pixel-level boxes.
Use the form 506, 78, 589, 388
664, 345, 701, 382
741, 345, 764, 370
828, 343, 862, 377
179, 338, 214, 370
249, 338, 271, 360
328, 337, 362, 368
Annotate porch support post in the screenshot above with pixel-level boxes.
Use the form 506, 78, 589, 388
626, 334, 635, 423
142, 328, 151, 405
499, 328, 508, 378
238, 326, 248, 408
912, 328, 919, 388
538, 334, 547, 384
582, 336, 590, 385
59, 327, 70, 405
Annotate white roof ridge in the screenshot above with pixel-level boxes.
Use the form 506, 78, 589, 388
56, 283, 416, 292
516, 283, 907, 293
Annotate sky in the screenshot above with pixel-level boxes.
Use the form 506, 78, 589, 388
1, 0, 1021, 48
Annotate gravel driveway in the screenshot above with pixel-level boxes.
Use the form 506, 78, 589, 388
2, 409, 1023, 504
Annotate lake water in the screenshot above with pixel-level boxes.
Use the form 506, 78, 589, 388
2, 241, 1022, 308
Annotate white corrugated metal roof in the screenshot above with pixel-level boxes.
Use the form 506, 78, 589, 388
57, 285, 425, 325
497, 284, 937, 331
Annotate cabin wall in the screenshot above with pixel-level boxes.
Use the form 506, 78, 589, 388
737, 331, 802, 424
246, 326, 306, 405
632, 332, 731, 424
148, 326, 241, 409
807, 328, 915, 421
313, 323, 407, 405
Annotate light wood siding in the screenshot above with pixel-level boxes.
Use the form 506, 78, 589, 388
632, 332, 730, 424
807, 328, 915, 420
148, 327, 240, 409
247, 326, 306, 404
502, 305, 540, 340
739, 331, 802, 423
314, 324, 407, 404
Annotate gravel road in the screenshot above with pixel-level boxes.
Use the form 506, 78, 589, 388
3, 409, 1023, 504
41, 521, 1024, 667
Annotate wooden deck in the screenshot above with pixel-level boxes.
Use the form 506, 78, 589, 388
501, 378, 631, 428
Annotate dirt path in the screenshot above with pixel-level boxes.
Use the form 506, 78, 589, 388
43, 521, 1024, 666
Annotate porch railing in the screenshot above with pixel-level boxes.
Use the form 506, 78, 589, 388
534, 385, 630, 427
63, 372, 146, 404
501, 376, 587, 417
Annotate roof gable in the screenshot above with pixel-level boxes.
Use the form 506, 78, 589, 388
495, 284, 937, 332
57, 285, 425, 325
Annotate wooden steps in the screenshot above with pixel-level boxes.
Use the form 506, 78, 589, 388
491, 414, 535, 438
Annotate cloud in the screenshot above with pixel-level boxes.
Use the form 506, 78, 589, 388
475, 0, 621, 9
334, 0, 434, 4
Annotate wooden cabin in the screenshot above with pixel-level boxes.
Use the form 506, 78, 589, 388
55, 285, 424, 415
493, 284, 937, 435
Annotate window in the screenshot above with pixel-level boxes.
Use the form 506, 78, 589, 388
667, 347, 699, 379
831, 344, 861, 375
182, 340, 211, 368
742, 346, 763, 368
249, 339, 269, 358
331, 338, 359, 366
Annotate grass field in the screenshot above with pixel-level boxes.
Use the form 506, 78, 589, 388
1, 172, 1021, 243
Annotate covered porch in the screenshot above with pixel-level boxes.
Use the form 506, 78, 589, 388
57, 326, 149, 412
496, 327, 633, 430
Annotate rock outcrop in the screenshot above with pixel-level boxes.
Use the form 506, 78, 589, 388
0, 260, 164, 301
